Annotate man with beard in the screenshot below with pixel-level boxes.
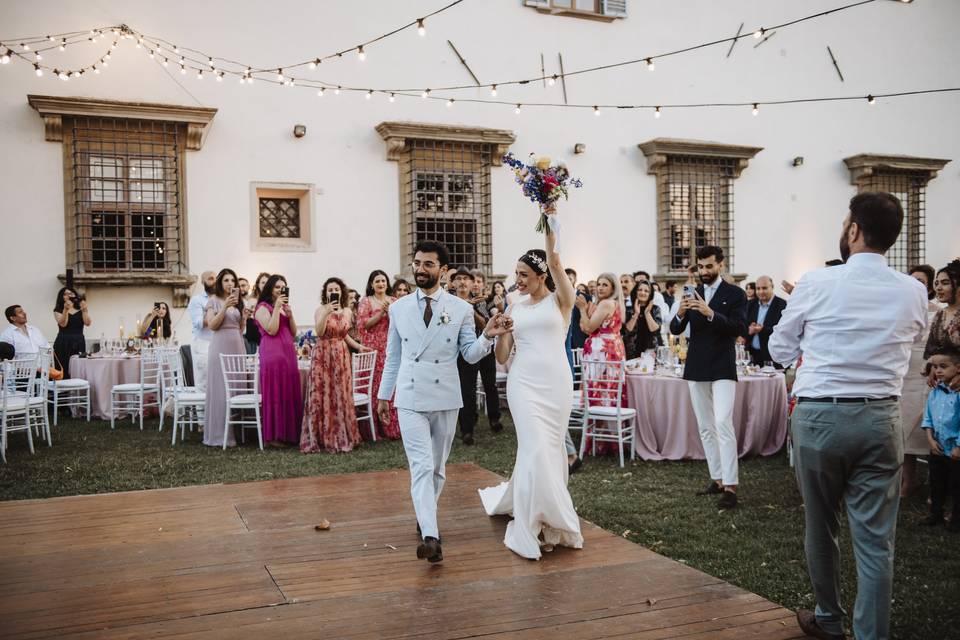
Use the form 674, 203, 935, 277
188, 270, 216, 391
770, 193, 927, 640
377, 242, 512, 563
670, 246, 747, 510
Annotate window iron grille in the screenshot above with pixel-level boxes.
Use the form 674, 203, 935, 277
259, 197, 302, 238
859, 170, 927, 272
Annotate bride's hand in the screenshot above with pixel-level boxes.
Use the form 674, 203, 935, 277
542, 202, 557, 216
483, 311, 513, 338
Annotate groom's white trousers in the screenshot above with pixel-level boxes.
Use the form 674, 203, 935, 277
397, 407, 459, 540
687, 380, 739, 486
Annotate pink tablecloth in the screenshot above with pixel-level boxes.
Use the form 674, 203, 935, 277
69, 355, 143, 420
624, 372, 788, 461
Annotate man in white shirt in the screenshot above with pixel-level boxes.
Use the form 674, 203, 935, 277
2, 305, 50, 357
770, 192, 927, 640
187, 271, 216, 392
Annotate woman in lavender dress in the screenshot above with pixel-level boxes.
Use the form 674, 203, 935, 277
203, 268, 247, 447
254, 274, 302, 446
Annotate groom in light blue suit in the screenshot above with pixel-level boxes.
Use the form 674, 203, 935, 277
378, 241, 512, 564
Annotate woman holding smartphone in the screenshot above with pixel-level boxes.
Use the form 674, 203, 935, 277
138, 302, 172, 340
53, 287, 90, 379
300, 277, 371, 453
254, 274, 301, 446
203, 268, 246, 448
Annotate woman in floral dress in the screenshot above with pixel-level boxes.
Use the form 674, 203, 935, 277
300, 277, 372, 453
574, 272, 627, 455
357, 269, 400, 439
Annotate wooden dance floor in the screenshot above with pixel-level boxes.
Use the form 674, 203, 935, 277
0, 464, 803, 639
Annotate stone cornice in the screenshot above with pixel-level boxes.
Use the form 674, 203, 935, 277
843, 153, 951, 186
376, 121, 516, 164
638, 138, 763, 177
28, 94, 217, 150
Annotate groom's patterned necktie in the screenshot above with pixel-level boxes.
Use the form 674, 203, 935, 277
423, 297, 433, 328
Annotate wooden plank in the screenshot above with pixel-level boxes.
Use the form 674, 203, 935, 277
0, 464, 801, 639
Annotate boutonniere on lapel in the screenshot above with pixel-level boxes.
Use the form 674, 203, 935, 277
439, 310, 451, 325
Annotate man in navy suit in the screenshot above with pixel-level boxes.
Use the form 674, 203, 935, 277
744, 276, 787, 367
671, 246, 748, 509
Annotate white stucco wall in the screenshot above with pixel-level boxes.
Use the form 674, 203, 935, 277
1, 0, 958, 344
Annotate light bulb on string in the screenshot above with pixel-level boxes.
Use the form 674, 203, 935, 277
105, 51, 111, 60
148, 50, 154, 59
179, 64, 186, 74
317, 87, 324, 96
93, 65, 100, 74
21, 43, 29, 51
136, 38, 142, 48
34, 64, 43, 77
753, 28, 765, 39
196, 69, 203, 80
173, 45, 179, 53
417, 18, 426, 36
208, 57, 214, 69
751, 103, 759, 116
59, 38, 66, 51
646, 58, 655, 71
490, 84, 497, 96
334, 85, 341, 95
111, 40, 117, 50
215, 70, 223, 81
548, 75, 557, 86
309, 58, 320, 70
514, 104, 522, 114
867, 94, 876, 105
35, 52, 42, 61
47, 35, 54, 42
276, 68, 284, 82
58, 69, 68, 81
593, 105, 601, 116
101, 57, 108, 67
162, 57, 169, 67
654, 106, 661, 118
358, 45, 366, 61
72, 70, 81, 78
446, 98, 454, 107
0, 48, 10, 64
366, 90, 373, 100
422, 88, 431, 99
389, 93, 396, 102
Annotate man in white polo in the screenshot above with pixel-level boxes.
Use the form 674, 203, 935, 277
1, 305, 49, 357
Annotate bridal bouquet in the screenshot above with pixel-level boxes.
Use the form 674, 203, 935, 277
502, 152, 582, 234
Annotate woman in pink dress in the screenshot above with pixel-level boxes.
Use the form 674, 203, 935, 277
254, 274, 302, 446
357, 269, 400, 439
203, 269, 247, 448
300, 277, 371, 453
575, 272, 627, 455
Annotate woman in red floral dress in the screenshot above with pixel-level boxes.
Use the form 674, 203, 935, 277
300, 277, 372, 453
357, 270, 400, 439
575, 272, 627, 455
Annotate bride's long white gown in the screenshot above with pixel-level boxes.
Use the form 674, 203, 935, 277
478, 293, 583, 559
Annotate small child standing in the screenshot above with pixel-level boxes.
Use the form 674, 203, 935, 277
922, 347, 960, 531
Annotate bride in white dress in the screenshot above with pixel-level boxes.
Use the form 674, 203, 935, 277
478, 206, 583, 560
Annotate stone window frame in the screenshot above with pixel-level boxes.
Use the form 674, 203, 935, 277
28, 95, 216, 306
843, 153, 950, 272
523, 0, 627, 22
638, 138, 762, 281
249, 182, 316, 252
375, 122, 515, 276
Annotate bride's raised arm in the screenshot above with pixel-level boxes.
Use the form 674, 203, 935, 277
545, 204, 574, 317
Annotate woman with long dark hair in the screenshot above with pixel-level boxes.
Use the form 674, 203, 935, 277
254, 274, 302, 446
300, 277, 371, 453
138, 302, 172, 340
53, 287, 90, 378
624, 281, 663, 357
203, 268, 246, 447
357, 269, 400, 439
925, 260, 960, 383
391, 279, 411, 298
244, 272, 272, 355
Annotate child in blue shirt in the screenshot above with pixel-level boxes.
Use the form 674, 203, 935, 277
922, 347, 960, 531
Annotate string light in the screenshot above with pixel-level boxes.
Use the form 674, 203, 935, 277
136, 37, 142, 48
0, 48, 10, 65
548, 75, 557, 86
173, 45, 179, 53
654, 106, 661, 118
34, 64, 42, 77
93, 65, 100, 74
490, 85, 497, 96
446, 98, 454, 107
59, 38, 66, 51
162, 57, 168, 67
309, 58, 320, 70
514, 104, 522, 114
389, 92, 396, 102
111, 40, 117, 49
646, 58, 655, 71
593, 105, 601, 116
422, 88, 431, 99
754, 27, 765, 39
57, 69, 68, 81
366, 90, 373, 99
100, 58, 107, 67
276, 68, 284, 82
216, 70, 223, 81
417, 18, 426, 36
752, 103, 759, 115
179, 63, 186, 74
21, 43, 29, 51
47, 35, 54, 42
196, 69, 203, 80
334, 85, 341, 95
208, 57, 214, 69
358, 45, 366, 61
148, 49, 154, 59
317, 87, 324, 96
867, 94, 876, 104
35, 52, 42, 61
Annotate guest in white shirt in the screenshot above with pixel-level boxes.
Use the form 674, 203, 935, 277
769, 192, 927, 640
187, 271, 216, 392
2, 305, 50, 357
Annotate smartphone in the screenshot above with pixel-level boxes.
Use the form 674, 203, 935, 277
280, 286, 290, 297
683, 284, 696, 299
154, 302, 161, 310
330, 292, 340, 304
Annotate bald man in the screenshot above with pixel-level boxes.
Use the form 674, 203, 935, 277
743, 276, 787, 367
188, 270, 217, 391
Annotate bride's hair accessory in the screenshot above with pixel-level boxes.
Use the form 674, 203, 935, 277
519, 251, 548, 274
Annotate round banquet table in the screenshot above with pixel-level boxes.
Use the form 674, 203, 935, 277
69, 355, 143, 420
624, 371, 789, 461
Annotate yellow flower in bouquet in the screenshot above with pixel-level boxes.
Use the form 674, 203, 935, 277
535, 156, 552, 170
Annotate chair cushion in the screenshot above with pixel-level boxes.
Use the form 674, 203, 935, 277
495, 372, 508, 382
112, 383, 159, 393
49, 379, 90, 389
175, 392, 206, 403
353, 393, 371, 405
2, 396, 45, 410
585, 405, 637, 418
228, 393, 260, 406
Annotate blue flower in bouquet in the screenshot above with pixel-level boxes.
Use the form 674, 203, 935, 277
502, 152, 582, 232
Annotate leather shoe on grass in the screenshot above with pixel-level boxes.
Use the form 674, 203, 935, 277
696, 481, 723, 496
796, 609, 846, 639
490, 421, 504, 433
717, 490, 738, 510
461, 434, 475, 446
416, 537, 443, 563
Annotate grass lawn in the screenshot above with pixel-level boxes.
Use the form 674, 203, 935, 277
1, 414, 955, 639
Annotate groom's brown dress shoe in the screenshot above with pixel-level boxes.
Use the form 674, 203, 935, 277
795, 609, 846, 639
696, 481, 723, 496
416, 537, 443, 563
416, 523, 441, 544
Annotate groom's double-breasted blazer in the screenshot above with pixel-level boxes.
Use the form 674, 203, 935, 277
378, 288, 493, 412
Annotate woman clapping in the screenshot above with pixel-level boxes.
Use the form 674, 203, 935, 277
357, 270, 400, 439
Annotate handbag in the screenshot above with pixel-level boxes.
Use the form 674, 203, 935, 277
49, 352, 64, 381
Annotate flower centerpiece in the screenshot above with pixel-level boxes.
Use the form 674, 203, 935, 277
502, 152, 582, 234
